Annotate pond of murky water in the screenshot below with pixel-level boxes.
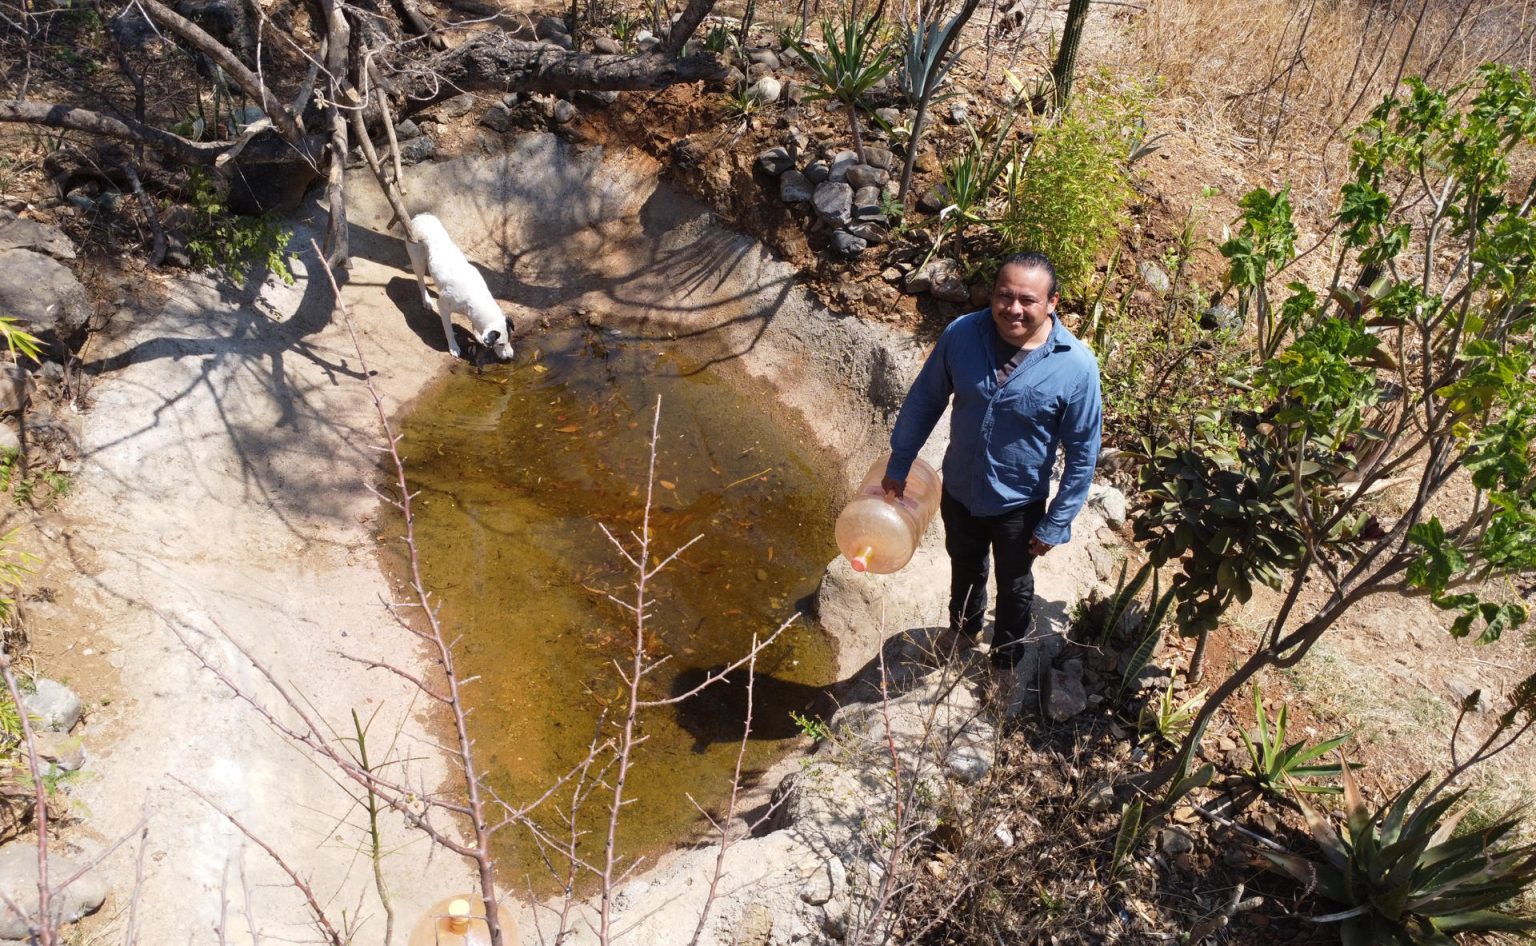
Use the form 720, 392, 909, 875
383, 326, 842, 892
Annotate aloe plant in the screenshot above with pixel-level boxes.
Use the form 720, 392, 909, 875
786, 9, 896, 164
1239, 684, 1351, 795
1265, 766, 1536, 945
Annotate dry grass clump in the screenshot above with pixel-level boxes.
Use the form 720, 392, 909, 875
1113, 0, 1536, 210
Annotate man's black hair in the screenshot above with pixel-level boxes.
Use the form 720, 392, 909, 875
996, 251, 1059, 298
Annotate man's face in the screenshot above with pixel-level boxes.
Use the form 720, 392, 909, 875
990, 263, 1058, 347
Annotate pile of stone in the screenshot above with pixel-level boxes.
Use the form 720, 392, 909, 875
756, 143, 897, 260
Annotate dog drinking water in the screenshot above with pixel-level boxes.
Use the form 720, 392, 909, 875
405, 213, 515, 361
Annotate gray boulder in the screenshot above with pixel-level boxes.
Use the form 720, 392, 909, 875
438, 93, 475, 118
398, 135, 437, 164
846, 221, 889, 245
479, 104, 512, 132
748, 48, 781, 70
534, 15, 569, 39
831, 230, 867, 259
852, 185, 882, 217
0, 249, 92, 360
592, 35, 622, 54
0, 844, 107, 939
783, 79, 805, 105
779, 170, 813, 203
0, 212, 75, 260
746, 76, 782, 106
552, 99, 577, 124
862, 145, 895, 171
812, 182, 853, 228
1045, 659, 1088, 721
804, 160, 830, 184
0, 366, 31, 416
21, 679, 82, 733
755, 147, 795, 176
907, 258, 969, 302
394, 118, 422, 140
1087, 483, 1127, 530
845, 164, 888, 189
0, 424, 18, 453
826, 149, 858, 183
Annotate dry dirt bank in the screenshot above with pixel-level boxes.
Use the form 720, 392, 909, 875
33, 133, 1105, 943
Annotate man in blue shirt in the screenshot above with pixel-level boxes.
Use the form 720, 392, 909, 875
882, 252, 1102, 685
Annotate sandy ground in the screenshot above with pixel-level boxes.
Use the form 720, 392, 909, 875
32, 208, 468, 944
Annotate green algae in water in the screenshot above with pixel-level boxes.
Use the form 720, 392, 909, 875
386, 327, 841, 891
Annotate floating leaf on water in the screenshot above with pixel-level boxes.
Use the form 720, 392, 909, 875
660, 480, 676, 490
533, 365, 548, 373
556, 425, 580, 433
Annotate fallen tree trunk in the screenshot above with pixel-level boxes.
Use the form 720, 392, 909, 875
0, 102, 327, 167
389, 38, 722, 114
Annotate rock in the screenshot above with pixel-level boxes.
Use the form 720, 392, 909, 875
804, 160, 830, 184
846, 221, 889, 245
812, 182, 853, 228
0, 249, 92, 360
799, 858, 843, 905
1087, 483, 1127, 530
1045, 661, 1088, 720
852, 185, 882, 216
721, 65, 746, 89
907, 258, 969, 302
1160, 827, 1195, 856
1139, 260, 1172, 295
0, 366, 31, 416
1081, 779, 1116, 812
21, 679, 82, 733
438, 93, 475, 118
635, 34, 659, 52
0, 424, 17, 452
746, 76, 782, 106
534, 15, 568, 39
479, 103, 512, 132
578, 88, 619, 107
781, 127, 811, 158
738, 901, 773, 946
1446, 678, 1486, 712
747, 61, 774, 81
826, 149, 858, 183
592, 35, 622, 54
946, 743, 991, 782
845, 164, 888, 189
756, 146, 795, 176
948, 100, 969, 124
874, 107, 903, 128
1086, 542, 1117, 582
1201, 301, 1242, 332
33, 732, 85, 773
0, 845, 107, 939
820, 898, 847, 939
748, 48, 781, 70
398, 135, 437, 164
831, 230, 867, 259
783, 79, 804, 105
862, 145, 895, 171
394, 118, 421, 140
779, 170, 813, 203
917, 185, 950, 214
0, 212, 75, 260
551, 99, 577, 124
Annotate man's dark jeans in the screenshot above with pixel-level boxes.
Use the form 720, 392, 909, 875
941, 489, 1047, 670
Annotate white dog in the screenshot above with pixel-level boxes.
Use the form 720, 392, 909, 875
405, 213, 515, 361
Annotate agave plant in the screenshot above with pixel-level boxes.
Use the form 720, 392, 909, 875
1239, 684, 1351, 795
1264, 765, 1536, 945
786, 11, 896, 164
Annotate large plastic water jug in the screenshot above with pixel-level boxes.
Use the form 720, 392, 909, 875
834, 454, 941, 574
407, 895, 518, 946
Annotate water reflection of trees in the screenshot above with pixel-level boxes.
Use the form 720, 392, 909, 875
670, 664, 837, 753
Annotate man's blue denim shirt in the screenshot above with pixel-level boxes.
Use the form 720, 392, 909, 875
885, 310, 1102, 547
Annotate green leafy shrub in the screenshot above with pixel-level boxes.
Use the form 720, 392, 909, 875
1265, 765, 1536, 944
183, 170, 294, 286
786, 11, 895, 163
997, 84, 1143, 298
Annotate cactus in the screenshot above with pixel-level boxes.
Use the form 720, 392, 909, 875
1050, 0, 1091, 109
